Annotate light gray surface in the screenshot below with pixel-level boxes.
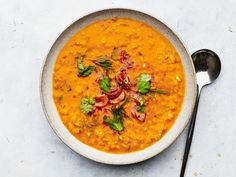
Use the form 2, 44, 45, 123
0, 0, 235, 176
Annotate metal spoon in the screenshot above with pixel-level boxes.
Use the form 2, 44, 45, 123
180, 49, 221, 177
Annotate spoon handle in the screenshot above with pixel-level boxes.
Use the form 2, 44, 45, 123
180, 86, 200, 177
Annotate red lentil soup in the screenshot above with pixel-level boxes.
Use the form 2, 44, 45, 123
53, 18, 185, 153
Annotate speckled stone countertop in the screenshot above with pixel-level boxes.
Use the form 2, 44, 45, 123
0, 0, 235, 176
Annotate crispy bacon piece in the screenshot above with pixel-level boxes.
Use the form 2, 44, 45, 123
94, 94, 109, 108
116, 70, 131, 90
129, 91, 143, 103
105, 85, 122, 99
110, 91, 125, 104
104, 80, 126, 105
131, 107, 146, 122
119, 50, 134, 69
125, 60, 134, 69
120, 50, 130, 61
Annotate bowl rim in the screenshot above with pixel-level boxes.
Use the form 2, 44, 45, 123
40, 8, 197, 165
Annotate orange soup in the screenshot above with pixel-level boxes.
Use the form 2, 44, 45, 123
53, 18, 185, 153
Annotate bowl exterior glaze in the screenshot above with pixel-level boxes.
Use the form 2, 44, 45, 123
40, 8, 197, 165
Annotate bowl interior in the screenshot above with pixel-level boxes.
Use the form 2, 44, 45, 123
40, 8, 197, 165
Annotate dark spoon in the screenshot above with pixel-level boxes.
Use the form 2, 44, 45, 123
180, 49, 221, 177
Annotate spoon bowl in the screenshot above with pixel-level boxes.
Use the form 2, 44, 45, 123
192, 49, 221, 88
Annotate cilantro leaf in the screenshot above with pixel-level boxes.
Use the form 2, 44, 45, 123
80, 97, 95, 114
78, 66, 95, 77
140, 97, 145, 106
92, 57, 112, 71
137, 97, 145, 113
77, 56, 85, 70
137, 73, 152, 94
138, 73, 152, 82
88, 97, 95, 104
99, 76, 110, 92
77, 56, 95, 77
137, 105, 145, 113
137, 73, 169, 95
103, 116, 123, 131
103, 104, 127, 131
138, 81, 150, 94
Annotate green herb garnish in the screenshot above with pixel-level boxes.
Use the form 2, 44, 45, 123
99, 76, 110, 92
103, 115, 123, 131
57, 95, 63, 101
88, 98, 95, 104
80, 97, 95, 114
138, 73, 152, 82
137, 97, 145, 113
137, 73, 151, 94
138, 81, 150, 94
103, 104, 127, 131
78, 66, 95, 77
139, 97, 145, 106
150, 89, 169, 95
92, 57, 112, 71
137, 73, 169, 95
137, 105, 145, 113
77, 56, 95, 77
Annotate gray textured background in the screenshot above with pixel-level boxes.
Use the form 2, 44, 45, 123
0, 0, 235, 176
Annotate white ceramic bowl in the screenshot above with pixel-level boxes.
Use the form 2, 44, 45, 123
40, 8, 197, 165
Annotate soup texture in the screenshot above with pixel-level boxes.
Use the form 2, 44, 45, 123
53, 18, 185, 153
